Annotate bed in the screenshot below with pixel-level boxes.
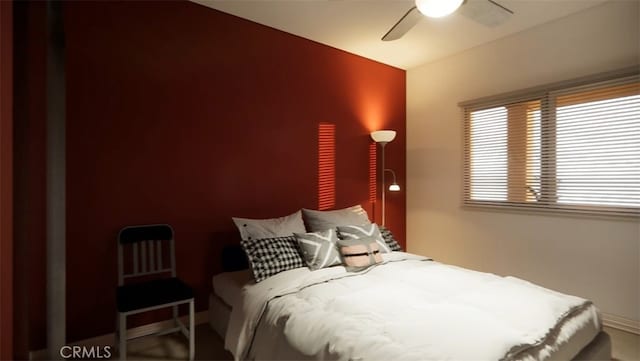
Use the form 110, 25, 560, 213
209, 249, 611, 361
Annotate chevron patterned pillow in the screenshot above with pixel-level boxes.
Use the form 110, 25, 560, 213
337, 223, 391, 253
294, 228, 342, 270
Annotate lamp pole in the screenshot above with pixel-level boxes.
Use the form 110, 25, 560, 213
370, 130, 396, 227
381, 142, 387, 226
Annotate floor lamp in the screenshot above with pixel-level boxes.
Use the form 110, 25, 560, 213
371, 130, 400, 226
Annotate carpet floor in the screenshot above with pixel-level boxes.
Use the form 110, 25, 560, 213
123, 324, 639, 360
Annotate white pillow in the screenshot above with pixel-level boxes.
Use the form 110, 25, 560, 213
232, 210, 306, 241
302, 205, 370, 232
337, 237, 383, 272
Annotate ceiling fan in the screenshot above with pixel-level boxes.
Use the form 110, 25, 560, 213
382, 0, 514, 41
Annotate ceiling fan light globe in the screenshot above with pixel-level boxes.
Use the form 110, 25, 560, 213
415, 0, 464, 18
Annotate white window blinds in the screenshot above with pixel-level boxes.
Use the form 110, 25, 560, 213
462, 71, 640, 216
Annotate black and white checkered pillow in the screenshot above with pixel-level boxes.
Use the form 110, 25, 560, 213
241, 236, 305, 282
378, 225, 403, 251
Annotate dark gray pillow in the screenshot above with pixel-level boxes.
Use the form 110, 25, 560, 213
337, 223, 391, 253
378, 225, 402, 251
233, 210, 306, 241
302, 205, 370, 232
240, 236, 305, 282
294, 228, 341, 270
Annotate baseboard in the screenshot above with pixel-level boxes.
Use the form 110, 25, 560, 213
602, 312, 640, 335
29, 310, 209, 360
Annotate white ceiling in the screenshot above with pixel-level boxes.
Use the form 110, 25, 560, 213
191, 0, 608, 70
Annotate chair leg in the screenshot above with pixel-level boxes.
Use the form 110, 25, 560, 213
114, 315, 119, 353
119, 313, 127, 360
189, 300, 195, 361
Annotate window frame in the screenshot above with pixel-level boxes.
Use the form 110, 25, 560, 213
460, 67, 640, 218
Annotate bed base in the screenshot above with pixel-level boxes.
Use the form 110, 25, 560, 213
209, 293, 230, 340
572, 331, 611, 361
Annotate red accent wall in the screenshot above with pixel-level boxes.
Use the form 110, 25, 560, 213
17, 0, 406, 346
13, 1, 47, 355
0, 1, 14, 359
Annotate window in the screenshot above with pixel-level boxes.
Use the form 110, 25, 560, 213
462, 71, 639, 216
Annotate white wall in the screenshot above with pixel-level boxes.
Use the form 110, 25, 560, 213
407, 0, 640, 324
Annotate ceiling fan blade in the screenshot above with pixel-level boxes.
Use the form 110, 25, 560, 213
382, 6, 422, 41
458, 0, 513, 27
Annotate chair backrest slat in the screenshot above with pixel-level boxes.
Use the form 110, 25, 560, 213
170, 235, 176, 277
156, 240, 163, 271
118, 243, 124, 285
149, 240, 155, 272
117, 224, 175, 286
140, 241, 147, 273
132, 243, 139, 274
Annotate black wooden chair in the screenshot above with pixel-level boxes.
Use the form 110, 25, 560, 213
116, 224, 194, 360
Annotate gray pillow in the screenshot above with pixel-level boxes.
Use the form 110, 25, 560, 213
337, 223, 391, 253
233, 210, 306, 241
337, 236, 383, 272
294, 229, 342, 270
302, 205, 370, 232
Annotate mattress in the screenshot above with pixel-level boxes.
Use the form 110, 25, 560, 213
212, 270, 252, 308
244, 305, 603, 361
209, 296, 608, 361
209, 293, 231, 340
223, 252, 608, 361
517, 303, 601, 360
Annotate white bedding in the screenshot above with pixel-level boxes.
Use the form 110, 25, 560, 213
225, 252, 600, 361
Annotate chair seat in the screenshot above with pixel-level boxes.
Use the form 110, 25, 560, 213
117, 277, 193, 313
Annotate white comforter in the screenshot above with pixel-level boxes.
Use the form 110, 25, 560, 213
226, 252, 596, 361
